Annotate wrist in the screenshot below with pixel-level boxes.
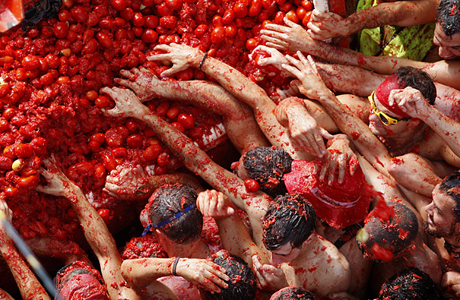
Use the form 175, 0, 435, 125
171, 257, 181, 276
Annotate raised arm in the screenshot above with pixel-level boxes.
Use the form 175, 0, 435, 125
147, 43, 315, 160
116, 68, 270, 154
261, 18, 460, 90
308, 0, 437, 40
279, 53, 394, 177
101, 86, 270, 247
389, 87, 460, 167
0, 200, 51, 300
37, 157, 140, 300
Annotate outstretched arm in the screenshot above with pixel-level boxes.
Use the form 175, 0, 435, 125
261, 18, 460, 90
0, 201, 51, 300
308, 0, 437, 40
117, 68, 270, 153
37, 157, 139, 300
147, 43, 315, 160
121, 256, 229, 294
104, 164, 203, 201
280, 53, 394, 177
101, 86, 270, 247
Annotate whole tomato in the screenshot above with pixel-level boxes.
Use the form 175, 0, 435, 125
244, 179, 259, 192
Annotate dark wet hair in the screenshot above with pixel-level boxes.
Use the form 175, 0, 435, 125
148, 183, 203, 244
378, 267, 444, 300
54, 261, 105, 293
202, 250, 257, 300
394, 67, 436, 105
263, 194, 316, 250
437, 0, 460, 37
122, 235, 168, 259
357, 203, 419, 260
270, 286, 316, 300
243, 146, 293, 197
439, 171, 460, 220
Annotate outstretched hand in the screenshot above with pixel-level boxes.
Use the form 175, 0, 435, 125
100, 86, 149, 119
115, 67, 165, 102
197, 190, 235, 219
104, 164, 151, 200
261, 17, 313, 53
282, 52, 329, 100
175, 257, 230, 293
148, 43, 202, 77
307, 9, 351, 40
252, 255, 288, 291
36, 156, 74, 198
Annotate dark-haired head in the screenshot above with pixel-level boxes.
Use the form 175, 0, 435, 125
393, 67, 436, 105
263, 194, 316, 251
270, 286, 316, 300
202, 250, 257, 300
437, 0, 460, 37
439, 171, 460, 220
357, 203, 419, 262
241, 147, 293, 197
54, 261, 108, 300
378, 267, 444, 300
148, 183, 203, 244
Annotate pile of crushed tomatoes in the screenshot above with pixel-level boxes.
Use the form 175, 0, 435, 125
0, 0, 313, 242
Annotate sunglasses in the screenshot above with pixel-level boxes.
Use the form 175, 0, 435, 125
368, 91, 410, 126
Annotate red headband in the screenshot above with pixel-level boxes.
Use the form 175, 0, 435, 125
375, 74, 410, 118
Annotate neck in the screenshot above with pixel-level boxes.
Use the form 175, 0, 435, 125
380, 125, 428, 155
166, 239, 210, 259
293, 233, 319, 263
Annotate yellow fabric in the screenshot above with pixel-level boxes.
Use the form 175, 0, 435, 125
356, 0, 435, 61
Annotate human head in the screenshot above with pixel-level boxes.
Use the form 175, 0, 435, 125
148, 183, 203, 244
435, 0, 460, 60
357, 202, 419, 262
262, 194, 316, 264
55, 261, 108, 300
122, 234, 168, 259
201, 250, 257, 300
283, 160, 374, 229
270, 286, 315, 300
232, 146, 293, 197
369, 67, 436, 137
378, 267, 443, 300
425, 172, 460, 238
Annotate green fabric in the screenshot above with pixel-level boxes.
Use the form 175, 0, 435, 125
356, 0, 435, 61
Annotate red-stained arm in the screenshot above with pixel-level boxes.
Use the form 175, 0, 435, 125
37, 158, 140, 300
101, 86, 271, 248
0, 201, 51, 300
116, 68, 270, 154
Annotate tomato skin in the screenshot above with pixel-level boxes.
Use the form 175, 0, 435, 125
177, 113, 195, 129
53, 22, 69, 39
105, 128, 124, 147
244, 178, 260, 192
144, 15, 159, 28
233, 2, 248, 18
171, 122, 185, 132
222, 9, 235, 25
157, 152, 169, 167
0, 156, 13, 170
127, 134, 144, 147
302, 11, 313, 26
98, 208, 113, 222
286, 10, 299, 23
211, 26, 225, 44
166, 106, 180, 119
248, 0, 262, 17
194, 24, 208, 38
22, 55, 41, 70
370, 243, 394, 262
111, 147, 127, 158
302, 0, 313, 11
99, 18, 114, 29
71, 6, 88, 23
17, 174, 40, 189
132, 12, 145, 27
155, 102, 170, 116
120, 7, 134, 20
165, 0, 182, 10
142, 29, 158, 43
160, 16, 177, 29
112, 0, 126, 11
102, 153, 118, 171
15, 144, 33, 158
143, 144, 162, 161
96, 31, 113, 49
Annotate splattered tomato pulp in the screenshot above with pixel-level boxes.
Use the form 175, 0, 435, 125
0, 0, 314, 243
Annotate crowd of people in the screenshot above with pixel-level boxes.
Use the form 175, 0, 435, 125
3, 0, 460, 299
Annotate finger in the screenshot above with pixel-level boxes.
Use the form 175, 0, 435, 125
260, 35, 289, 47
306, 134, 322, 158
147, 53, 172, 62
315, 134, 327, 156
283, 16, 300, 29
328, 159, 338, 185
264, 41, 288, 51
281, 63, 301, 78
319, 161, 328, 181
320, 128, 334, 140
307, 22, 321, 33
306, 55, 321, 77
261, 23, 287, 33
337, 154, 346, 184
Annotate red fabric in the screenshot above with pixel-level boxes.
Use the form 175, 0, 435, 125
375, 74, 410, 118
283, 160, 373, 229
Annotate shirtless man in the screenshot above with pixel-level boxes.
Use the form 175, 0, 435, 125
99, 85, 353, 297
425, 172, 460, 298
120, 183, 230, 300
261, 0, 460, 90
37, 156, 178, 300
197, 190, 351, 298
274, 54, 460, 197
